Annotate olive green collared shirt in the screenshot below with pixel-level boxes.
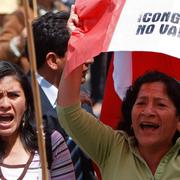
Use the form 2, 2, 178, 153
57, 103, 180, 180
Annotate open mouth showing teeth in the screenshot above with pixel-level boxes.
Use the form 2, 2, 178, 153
0, 115, 14, 122
140, 122, 159, 129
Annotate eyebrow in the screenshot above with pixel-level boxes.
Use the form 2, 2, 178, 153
137, 96, 169, 101
0, 90, 22, 94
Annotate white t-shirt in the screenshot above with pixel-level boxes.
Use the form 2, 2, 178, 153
0, 151, 43, 180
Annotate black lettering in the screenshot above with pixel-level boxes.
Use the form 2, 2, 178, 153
152, 13, 161, 22
136, 24, 155, 35
160, 12, 171, 22
145, 24, 155, 34
159, 24, 169, 34
167, 26, 177, 36
142, 13, 152, 22
177, 28, 180, 37
171, 13, 180, 24
137, 14, 143, 22
136, 25, 146, 35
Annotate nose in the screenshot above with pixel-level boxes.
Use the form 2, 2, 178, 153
0, 96, 11, 110
141, 103, 155, 116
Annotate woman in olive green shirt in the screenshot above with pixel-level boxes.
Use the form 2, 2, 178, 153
57, 61, 180, 180
56, 5, 180, 179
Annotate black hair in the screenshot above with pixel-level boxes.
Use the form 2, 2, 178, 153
0, 61, 37, 156
32, 11, 70, 69
119, 70, 180, 141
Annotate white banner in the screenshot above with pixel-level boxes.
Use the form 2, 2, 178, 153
109, 0, 180, 58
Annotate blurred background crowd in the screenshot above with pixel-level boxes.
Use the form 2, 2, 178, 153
0, 0, 111, 117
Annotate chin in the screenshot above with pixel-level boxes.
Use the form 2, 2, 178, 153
0, 129, 17, 138
138, 138, 159, 147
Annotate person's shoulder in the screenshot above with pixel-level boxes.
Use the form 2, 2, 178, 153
51, 130, 65, 144
11, 6, 24, 18
10, 6, 33, 24
51, 130, 63, 138
2, 6, 25, 27
2, 7, 22, 25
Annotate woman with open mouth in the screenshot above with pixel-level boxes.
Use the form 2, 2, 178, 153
0, 61, 75, 180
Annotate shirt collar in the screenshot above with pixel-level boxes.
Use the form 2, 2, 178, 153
37, 74, 58, 108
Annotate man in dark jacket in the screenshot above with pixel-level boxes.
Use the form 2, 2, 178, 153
31, 11, 96, 180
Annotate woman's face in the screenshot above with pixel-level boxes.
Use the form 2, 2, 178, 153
0, 76, 26, 138
131, 82, 180, 151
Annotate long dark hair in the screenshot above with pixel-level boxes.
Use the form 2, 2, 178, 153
0, 61, 37, 156
119, 71, 180, 141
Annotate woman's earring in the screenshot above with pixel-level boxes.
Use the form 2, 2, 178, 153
22, 115, 26, 128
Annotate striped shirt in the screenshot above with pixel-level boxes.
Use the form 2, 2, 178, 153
50, 130, 76, 180
0, 130, 75, 180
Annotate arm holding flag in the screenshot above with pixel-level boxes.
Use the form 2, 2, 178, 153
58, 5, 82, 107
56, 7, 117, 178
57, 2, 180, 180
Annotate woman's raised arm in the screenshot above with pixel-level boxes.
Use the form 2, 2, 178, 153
57, 65, 83, 107
57, 5, 82, 107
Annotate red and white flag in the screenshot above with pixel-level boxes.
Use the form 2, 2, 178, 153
65, 0, 180, 75
65, 0, 125, 75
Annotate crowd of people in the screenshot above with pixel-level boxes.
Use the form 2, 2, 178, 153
0, 0, 179, 180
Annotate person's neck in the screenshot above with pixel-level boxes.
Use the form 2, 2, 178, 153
38, 68, 59, 88
2, 134, 30, 165
138, 144, 172, 175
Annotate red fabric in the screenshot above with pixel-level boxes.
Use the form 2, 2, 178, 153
100, 56, 122, 129
66, 2, 126, 178
132, 52, 180, 81
65, 0, 126, 76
